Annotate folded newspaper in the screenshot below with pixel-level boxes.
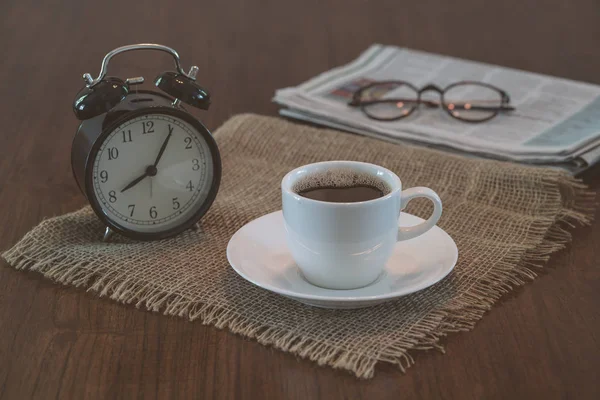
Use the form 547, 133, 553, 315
274, 44, 600, 175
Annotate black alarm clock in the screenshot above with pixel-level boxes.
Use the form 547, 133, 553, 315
71, 44, 221, 241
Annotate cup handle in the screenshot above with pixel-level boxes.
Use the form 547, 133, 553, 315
397, 187, 443, 241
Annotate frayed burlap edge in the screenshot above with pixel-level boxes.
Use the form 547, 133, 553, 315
1, 169, 596, 379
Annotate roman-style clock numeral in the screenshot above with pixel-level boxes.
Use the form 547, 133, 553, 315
122, 129, 132, 143
142, 121, 154, 134
108, 147, 119, 160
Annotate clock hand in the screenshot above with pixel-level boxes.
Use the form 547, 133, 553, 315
153, 130, 173, 167
121, 170, 150, 193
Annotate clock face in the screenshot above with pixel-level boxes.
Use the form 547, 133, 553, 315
91, 113, 217, 235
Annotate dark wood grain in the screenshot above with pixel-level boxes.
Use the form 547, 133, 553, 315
1, 0, 599, 398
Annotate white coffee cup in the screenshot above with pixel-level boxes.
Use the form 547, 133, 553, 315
281, 161, 443, 290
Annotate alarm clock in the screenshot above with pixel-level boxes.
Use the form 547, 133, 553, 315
71, 44, 221, 241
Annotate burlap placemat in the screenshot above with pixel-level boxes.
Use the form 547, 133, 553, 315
2, 114, 595, 378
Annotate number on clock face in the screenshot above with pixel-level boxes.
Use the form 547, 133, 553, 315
91, 114, 214, 233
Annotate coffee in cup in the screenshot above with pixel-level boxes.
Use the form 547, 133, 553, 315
294, 168, 390, 203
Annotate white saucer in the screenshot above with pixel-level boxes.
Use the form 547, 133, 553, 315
227, 211, 458, 309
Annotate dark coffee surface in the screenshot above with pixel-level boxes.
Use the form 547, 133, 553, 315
297, 185, 384, 202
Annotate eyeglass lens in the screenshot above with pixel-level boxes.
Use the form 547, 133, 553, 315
361, 82, 418, 120
442, 83, 502, 122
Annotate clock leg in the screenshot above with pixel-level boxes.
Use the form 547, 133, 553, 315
103, 226, 114, 242
192, 222, 200, 231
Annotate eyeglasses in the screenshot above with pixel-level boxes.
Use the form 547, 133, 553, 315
348, 80, 515, 123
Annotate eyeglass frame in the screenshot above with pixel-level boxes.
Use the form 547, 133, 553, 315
348, 80, 515, 123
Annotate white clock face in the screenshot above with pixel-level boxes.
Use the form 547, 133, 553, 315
92, 113, 215, 234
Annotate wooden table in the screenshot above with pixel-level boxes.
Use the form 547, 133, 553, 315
1, 0, 599, 398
